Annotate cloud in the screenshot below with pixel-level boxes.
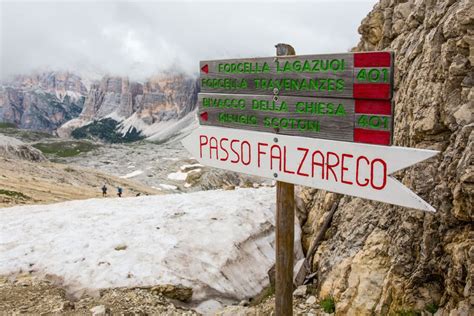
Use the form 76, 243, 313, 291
0, 0, 377, 80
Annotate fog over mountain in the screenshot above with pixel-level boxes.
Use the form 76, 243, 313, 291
1, 0, 377, 80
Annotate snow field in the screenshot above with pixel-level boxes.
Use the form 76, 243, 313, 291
0, 187, 304, 311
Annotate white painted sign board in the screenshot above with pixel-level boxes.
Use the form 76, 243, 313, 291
182, 126, 438, 212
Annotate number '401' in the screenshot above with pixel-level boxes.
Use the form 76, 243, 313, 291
356, 68, 389, 83
357, 115, 390, 129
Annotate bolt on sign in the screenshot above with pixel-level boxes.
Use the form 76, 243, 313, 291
183, 51, 439, 212
199, 51, 394, 145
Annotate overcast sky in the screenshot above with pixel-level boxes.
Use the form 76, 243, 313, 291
0, 0, 377, 80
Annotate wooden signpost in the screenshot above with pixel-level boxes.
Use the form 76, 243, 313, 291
183, 45, 438, 316
198, 93, 393, 144
200, 51, 394, 100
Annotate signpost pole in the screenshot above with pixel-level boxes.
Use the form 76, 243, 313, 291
276, 181, 294, 316
275, 43, 295, 316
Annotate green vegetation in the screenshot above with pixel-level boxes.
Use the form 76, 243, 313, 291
33, 140, 99, 157
320, 296, 336, 314
425, 303, 438, 315
71, 118, 144, 143
249, 285, 275, 306
0, 189, 30, 200
395, 308, 421, 316
0, 122, 17, 129
0, 127, 56, 142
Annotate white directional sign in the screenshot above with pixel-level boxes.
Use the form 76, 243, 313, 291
182, 126, 438, 212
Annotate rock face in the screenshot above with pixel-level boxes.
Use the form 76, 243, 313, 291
0, 70, 198, 141
0, 135, 46, 161
299, 0, 473, 315
136, 74, 198, 123
150, 284, 193, 302
59, 73, 199, 140
0, 72, 87, 132
78, 77, 142, 121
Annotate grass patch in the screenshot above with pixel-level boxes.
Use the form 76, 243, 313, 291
0, 189, 30, 200
425, 303, 438, 315
33, 140, 99, 157
249, 285, 274, 306
0, 122, 17, 129
395, 308, 421, 316
320, 296, 336, 314
0, 128, 56, 142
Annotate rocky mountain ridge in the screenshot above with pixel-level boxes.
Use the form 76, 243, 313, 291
1, 71, 199, 141
58, 73, 199, 142
0, 72, 87, 131
296, 0, 473, 315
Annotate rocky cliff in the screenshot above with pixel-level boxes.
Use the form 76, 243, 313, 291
136, 73, 198, 123
0, 72, 87, 132
59, 73, 199, 142
0, 70, 198, 141
0, 135, 46, 162
297, 0, 472, 315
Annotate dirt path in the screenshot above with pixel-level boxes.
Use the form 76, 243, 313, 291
0, 157, 160, 208
0, 275, 198, 315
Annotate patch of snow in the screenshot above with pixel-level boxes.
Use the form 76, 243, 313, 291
105, 111, 126, 124
180, 163, 204, 171
0, 135, 24, 147
0, 188, 304, 312
167, 171, 188, 181
117, 113, 148, 137
159, 183, 178, 190
116, 111, 198, 143
57, 118, 91, 138
120, 170, 144, 179
198, 300, 224, 315
55, 90, 83, 102
145, 111, 198, 143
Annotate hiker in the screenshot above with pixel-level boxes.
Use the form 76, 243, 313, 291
101, 184, 107, 197
117, 187, 123, 198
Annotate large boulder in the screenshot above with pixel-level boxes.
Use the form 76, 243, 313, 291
0, 135, 46, 161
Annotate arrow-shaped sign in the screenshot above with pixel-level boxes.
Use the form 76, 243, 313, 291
201, 64, 209, 74
182, 126, 439, 212
200, 111, 208, 121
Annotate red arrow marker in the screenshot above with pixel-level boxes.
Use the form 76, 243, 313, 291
201, 64, 209, 74
200, 112, 208, 121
